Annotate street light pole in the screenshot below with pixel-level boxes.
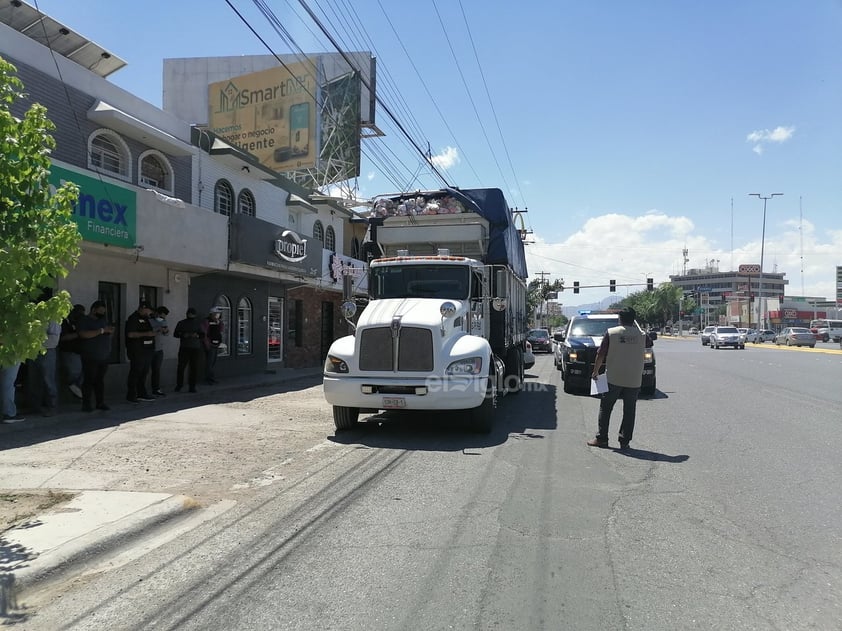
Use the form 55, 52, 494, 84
749, 193, 783, 330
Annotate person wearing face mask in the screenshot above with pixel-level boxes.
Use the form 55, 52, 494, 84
173, 307, 204, 393
78, 300, 115, 412
149, 306, 170, 396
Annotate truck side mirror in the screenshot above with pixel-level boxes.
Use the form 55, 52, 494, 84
553, 332, 565, 342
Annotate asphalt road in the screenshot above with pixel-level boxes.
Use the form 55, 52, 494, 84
22, 339, 842, 630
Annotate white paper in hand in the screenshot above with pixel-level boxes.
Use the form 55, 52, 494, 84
590, 373, 608, 395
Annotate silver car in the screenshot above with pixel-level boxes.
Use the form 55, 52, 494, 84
710, 326, 745, 349
774, 327, 816, 348
700, 326, 716, 345
747, 329, 776, 343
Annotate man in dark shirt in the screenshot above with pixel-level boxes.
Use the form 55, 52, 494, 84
78, 300, 115, 412
173, 307, 204, 393
125, 301, 156, 403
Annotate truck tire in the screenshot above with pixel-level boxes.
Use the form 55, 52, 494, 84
504, 348, 523, 395
333, 406, 359, 431
469, 372, 495, 433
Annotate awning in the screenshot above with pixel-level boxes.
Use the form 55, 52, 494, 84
87, 101, 193, 156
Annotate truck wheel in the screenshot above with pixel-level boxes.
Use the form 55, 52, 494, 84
504, 348, 523, 395
469, 373, 495, 434
333, 406, 359, 431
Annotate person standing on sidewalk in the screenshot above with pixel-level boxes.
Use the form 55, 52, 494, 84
78, 300, 114, 412
149, 306, 170, 396
1, 360, 25, 423
27, 318, 62, 417
59, 304, 86, 399
200, 307, 224, 384
587, 307, 651, 450
173, 307, 204, 393
125, 301, 156, 403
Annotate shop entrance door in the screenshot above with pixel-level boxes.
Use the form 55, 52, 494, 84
320, 302, 334, 360
98, 281, 122, 364
267, 296, 283, 363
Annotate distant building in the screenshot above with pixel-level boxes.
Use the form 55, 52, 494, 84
669, 267, 788, 329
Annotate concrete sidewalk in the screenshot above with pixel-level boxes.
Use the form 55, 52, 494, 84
0, 366, 324, 611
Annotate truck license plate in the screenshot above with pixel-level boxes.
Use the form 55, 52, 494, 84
382, 397, 406, 409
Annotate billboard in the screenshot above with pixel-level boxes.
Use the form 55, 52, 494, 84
209, 60, 320, 172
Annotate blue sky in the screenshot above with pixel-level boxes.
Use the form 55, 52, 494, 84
34, 0, 842, 305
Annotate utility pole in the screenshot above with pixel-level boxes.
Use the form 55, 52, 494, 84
749, 193, 783, 330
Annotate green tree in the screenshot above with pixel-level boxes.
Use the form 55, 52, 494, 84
0, 56, 81, 367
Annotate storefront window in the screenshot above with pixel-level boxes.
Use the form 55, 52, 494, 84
237, 297, 252, 355
214, 295, 232, 357
268, 296, 283, 362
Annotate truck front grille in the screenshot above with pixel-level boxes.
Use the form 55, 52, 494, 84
359, 327, 433, 372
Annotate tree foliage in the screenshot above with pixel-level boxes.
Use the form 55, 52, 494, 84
609, 282, 695, 328
0, 56, 81, 367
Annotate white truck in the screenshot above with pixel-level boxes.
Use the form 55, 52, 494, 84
323, 187, 531, 433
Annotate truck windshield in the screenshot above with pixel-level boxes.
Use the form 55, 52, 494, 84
370, 265, 470, 300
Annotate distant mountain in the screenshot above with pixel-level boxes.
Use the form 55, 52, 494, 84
560, 296, 620, 318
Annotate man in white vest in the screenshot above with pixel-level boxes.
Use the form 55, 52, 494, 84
587, 307, 650, 450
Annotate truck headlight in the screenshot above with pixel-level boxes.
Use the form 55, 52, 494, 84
446, 357, 482, 375
324, 355, 349, 373
569, 351, 578, 361
644, 350, 654, 362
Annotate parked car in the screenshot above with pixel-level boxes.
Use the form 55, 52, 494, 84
774, 327, 816, 348
688, 327, 699, 335
710, 326, 745, 349
700, 326, 716, 345
813, 327, 830, 342
554, 311, 656, 396
526, 328, 552, 353
523, 340, 536, 369
747, 329, 775, 343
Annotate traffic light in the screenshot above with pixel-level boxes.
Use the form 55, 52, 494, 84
646, 277, 654, 291
609, 279, 616, 292
573, 281, 580, 294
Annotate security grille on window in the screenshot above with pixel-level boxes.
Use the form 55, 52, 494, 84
313, 220, 324, 244
214, 180, 234, 216
325, 226, 336, 251
90, 134, 125, 176
238, 190, 256, 217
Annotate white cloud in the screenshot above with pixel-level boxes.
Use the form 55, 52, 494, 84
524, 211, 840, 306
746, 125, 795, 154
430, 146, 459, 169
366, 171, 376, 181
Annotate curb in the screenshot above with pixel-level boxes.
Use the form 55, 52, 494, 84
2, 494, 196, 608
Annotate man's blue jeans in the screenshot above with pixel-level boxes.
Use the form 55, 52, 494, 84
1, 363, 21, 418
596, 382, 640, 444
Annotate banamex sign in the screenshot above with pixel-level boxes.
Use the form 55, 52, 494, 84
738, 264, 761, 274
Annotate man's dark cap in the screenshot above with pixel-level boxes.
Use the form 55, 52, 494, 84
72, 304, 86, 313
90, 300, 106, 310
186, 307, 197, 316
619, 306, 636, 323
138, 300, 151, 310
156, 306, 170, 315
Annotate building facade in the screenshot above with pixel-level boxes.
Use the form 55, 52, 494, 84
1, 4, 366, 391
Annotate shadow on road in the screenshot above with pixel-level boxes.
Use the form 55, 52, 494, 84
329, 378, 559, 452
613, 447, 689, 463
0, 373, 323, 452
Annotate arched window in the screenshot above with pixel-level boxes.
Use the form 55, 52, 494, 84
139, 150, 174, 194
214, 295, 232, 357
325, 225, 336, 251
236, 297, 253, 355
313, 220, 324, 244
88, 129, 131, 180
214, 180, 234, 216
237, 189, 256, 217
